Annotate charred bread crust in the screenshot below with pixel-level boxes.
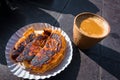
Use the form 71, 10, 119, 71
10, 27, 67, 74
29, 30, 67, 74
10, 27, 52, 62
16, 34, 49, 62
10, 27, 35, 62
15, 27, 35, 49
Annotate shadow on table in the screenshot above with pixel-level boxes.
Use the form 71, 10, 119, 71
0, 3, 60, 65
0, 0, 97, 79
27, 0, 99, 15
9, 0, 99, 16
0, 10, 25, 65
11, 0, 99, 39
82, 44, 120, 79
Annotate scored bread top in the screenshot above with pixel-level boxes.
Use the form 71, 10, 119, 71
31, 30, 63, 67
15, 27, 35, 49
10, 27, 67, 73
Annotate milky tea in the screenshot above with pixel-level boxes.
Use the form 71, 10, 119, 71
73, 12, 110, 49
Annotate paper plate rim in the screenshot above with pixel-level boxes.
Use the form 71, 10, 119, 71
5, 23, 73, 79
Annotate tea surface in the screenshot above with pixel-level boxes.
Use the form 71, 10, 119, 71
80, 18, 104, 37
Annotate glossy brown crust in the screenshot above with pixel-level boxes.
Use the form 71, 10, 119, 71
15, 27, 35, 49
10, 28, 51, 62
31, 31, 62, 67
10, 27, 35, 62
10, 27, 67, 74
16, 34, 48, 62
29, 30, 67, 74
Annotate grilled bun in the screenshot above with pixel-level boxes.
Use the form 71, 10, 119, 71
10, 27, 67, 74
29, 30, 67, 73
10, 27, 36, 62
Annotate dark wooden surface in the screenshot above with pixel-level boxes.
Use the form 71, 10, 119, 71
0, 0, 120, 80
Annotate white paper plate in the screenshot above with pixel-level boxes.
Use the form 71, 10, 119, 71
5, 23, 73, 79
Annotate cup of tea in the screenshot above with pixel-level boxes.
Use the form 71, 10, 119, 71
73, 12, 110, 49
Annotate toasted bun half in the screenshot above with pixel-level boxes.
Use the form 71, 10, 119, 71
29, 30, 67, 74
11, 27, 67, 74
15, 27, 34, 49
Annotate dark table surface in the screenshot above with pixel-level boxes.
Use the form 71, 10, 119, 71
0, 0, 120, 80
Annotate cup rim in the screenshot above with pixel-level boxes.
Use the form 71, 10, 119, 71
74, 12, 111, 39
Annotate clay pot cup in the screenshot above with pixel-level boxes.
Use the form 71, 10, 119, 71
73, 12, 110, 49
